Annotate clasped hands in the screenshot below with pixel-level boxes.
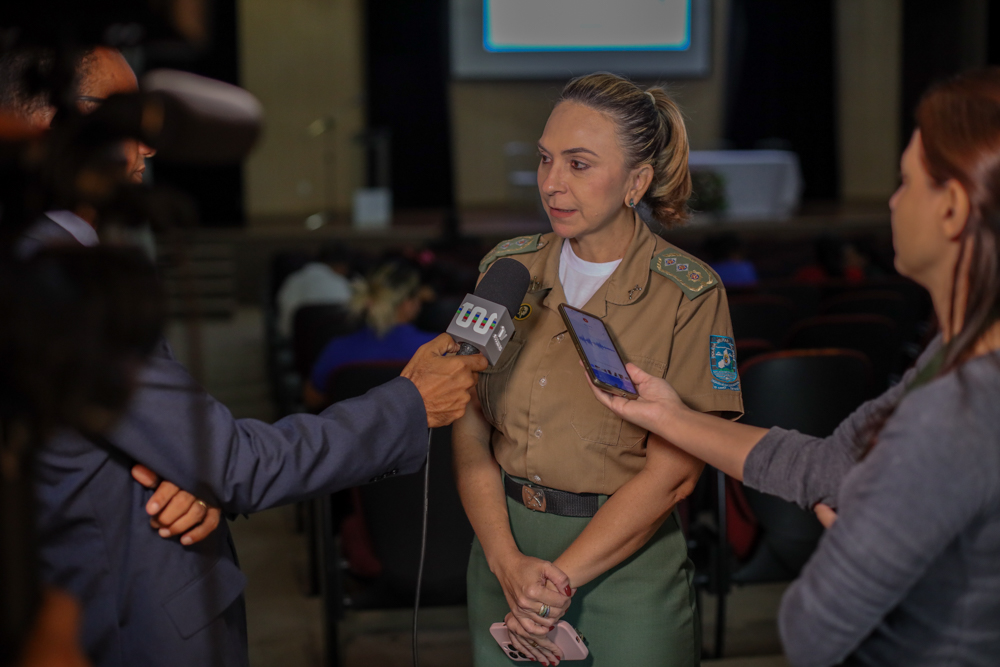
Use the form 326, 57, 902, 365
495, 553, 575, 665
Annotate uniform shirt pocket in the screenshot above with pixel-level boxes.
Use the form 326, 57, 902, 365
619, 356, 668, 446
477, 336, 525, 428
162, 556, 247, 639
572, 356, 666, 448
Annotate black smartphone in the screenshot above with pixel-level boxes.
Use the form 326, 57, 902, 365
559, 303, 638, 400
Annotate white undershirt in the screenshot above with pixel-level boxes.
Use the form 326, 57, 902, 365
558, 239, 622, 309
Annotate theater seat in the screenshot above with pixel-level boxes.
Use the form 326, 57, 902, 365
820, 289, 913, 341
317, 362, 474, 667
784, 314, 898, 393
727, 294, 796, 347
733, 349, 871, 584
735, 338, 774, 366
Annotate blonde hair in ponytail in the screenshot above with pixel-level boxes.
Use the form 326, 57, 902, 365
558, 72, 691, 228
349, 261, 422, 338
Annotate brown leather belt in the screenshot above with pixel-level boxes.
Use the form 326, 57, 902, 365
503, 474, 600, 518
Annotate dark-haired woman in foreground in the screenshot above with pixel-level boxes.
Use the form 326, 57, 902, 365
589, 69, 1000, 667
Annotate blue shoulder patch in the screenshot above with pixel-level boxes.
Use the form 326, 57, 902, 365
710, 335, 740, 391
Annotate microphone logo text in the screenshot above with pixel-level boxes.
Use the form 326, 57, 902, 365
455, 302, 499, 334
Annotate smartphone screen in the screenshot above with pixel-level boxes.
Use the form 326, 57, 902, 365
561, 306, 637, 396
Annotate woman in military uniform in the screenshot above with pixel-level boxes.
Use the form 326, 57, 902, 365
453, 73, 743, 666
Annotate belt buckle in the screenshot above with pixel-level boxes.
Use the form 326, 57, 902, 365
522, 485, 547, 512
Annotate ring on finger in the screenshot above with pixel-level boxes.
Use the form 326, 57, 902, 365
538, 603, 550, 618
529, 640, 539, 648
196, 500, 208, 510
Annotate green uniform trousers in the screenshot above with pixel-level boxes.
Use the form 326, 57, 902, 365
467, 487, 700, 666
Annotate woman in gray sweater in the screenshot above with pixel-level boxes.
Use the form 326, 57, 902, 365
587, 69, 1000, 667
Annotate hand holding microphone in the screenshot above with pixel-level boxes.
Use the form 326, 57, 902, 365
403, 258, 531, 427
402, 335, 488, 428
448, 258, 531, 362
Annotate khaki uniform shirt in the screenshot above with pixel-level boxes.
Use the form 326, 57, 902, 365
478, 218, 744, 496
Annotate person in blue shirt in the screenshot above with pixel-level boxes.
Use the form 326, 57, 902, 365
304, 259, 436, 409
704, 232, 758, 288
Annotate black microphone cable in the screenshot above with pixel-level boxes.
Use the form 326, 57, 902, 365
414, 341, 485, 667
412, 257, 529, 665
414, 345, 479, 667
413, 426, 433, 667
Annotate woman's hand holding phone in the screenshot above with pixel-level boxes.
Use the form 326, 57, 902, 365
583, 361, 689, 438
504, 612, 563, 665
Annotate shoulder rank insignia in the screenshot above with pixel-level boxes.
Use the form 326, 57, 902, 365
479, 234, 542, 273
650, 249, 718, 300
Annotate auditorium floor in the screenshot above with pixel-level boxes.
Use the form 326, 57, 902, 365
171, 308, 790, 667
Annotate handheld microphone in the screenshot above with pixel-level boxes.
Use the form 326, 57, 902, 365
447, 258, 531, 364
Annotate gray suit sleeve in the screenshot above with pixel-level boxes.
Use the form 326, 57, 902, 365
742, 337, 942, 509
104, 351, 430, 513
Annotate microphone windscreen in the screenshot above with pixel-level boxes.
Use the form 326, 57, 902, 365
474, 258, 531, 316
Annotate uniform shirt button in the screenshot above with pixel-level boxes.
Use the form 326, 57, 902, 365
539, 377, 547, 387
533, 475, 542, 483
534, 428, 543, 438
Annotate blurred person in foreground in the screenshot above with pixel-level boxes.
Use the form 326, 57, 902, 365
587, 69, 1000, 667
276, 242, 354, 339
303, 258, 435, 409
15, 589, 90, 667
1, 244, 167, 667
1, 45, 487, 667
4, 45, 229, 542
7, 47, 156, 256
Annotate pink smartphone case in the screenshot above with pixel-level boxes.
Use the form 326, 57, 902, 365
489, 621, 590, 661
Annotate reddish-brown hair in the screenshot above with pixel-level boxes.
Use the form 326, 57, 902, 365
864, 69, 1000, 453
917, 68, 1000, 372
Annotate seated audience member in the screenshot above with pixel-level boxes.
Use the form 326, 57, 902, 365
793, 234, 867, 284
704, 232, 758, 287
303, 259, 435, 409
276, 242, 353, 338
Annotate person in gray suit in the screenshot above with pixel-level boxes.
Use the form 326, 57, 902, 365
3, 46, 489, 666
